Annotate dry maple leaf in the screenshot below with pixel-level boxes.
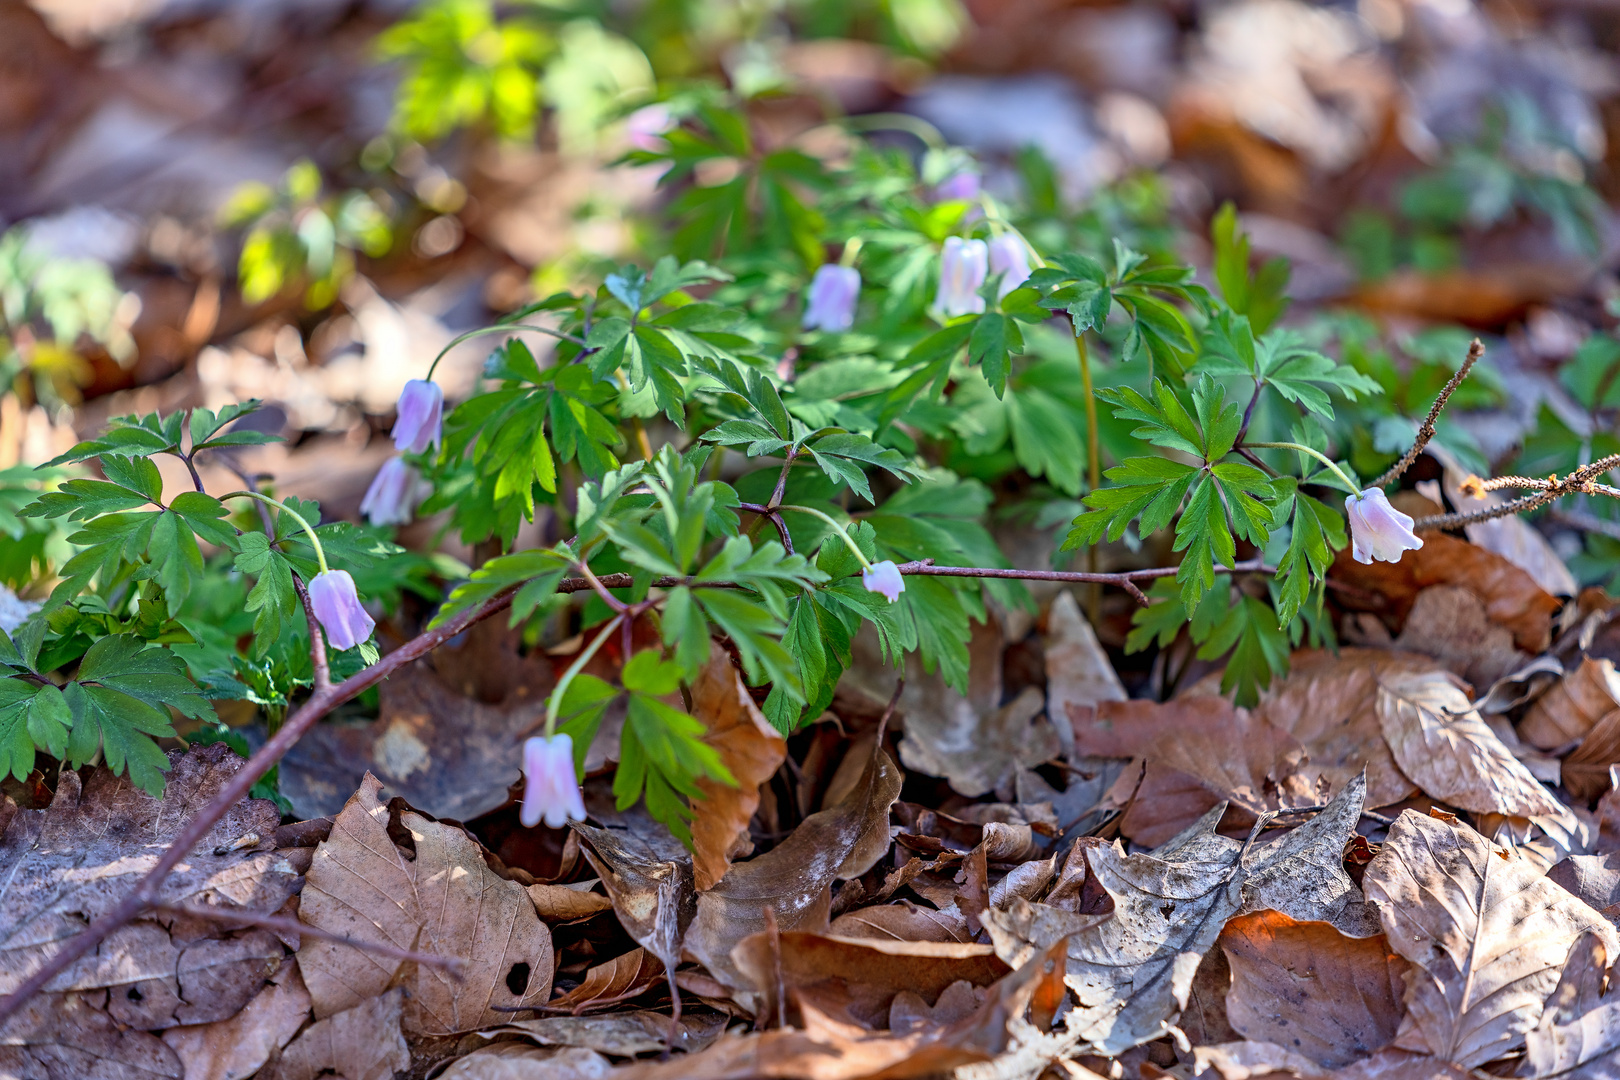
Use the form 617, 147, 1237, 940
261, 986, 410, 1080
1364, 810, 1619, 1067
0, 744, 300, 1021
689, 645, 788, 891
295, 773, 553, 1035
1376, 671, 1564, 818
686, 739, 903, 992
1220, 911, 1407, 1068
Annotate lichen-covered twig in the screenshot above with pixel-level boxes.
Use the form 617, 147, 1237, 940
1370, 338, 1484, 490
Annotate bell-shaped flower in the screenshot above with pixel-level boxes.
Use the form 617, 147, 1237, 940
933, 170, 981, 202
935, 237, 988, 318
307, 569, 375, 651
520, 733, 587, 829
861, 560, 906, 603
1344, 488, 1423, 565
391, 379, 443, 455
360, 456, 422, 527
989, 235, 1032, 299
626, 104, 675, 152
802, 264, 861, 333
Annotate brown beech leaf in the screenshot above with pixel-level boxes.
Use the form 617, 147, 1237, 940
261, 987, 410, 1080
1427, 443, 1578, 598
732, 931, 1011, 1025
1523, 931, 1620, 1079
574, 820, 694, 981
296, 774, 554, 1034
439, 1044, 613, 1080
1393, 585, 1531, 687
1239, 771, 1382, 938
547, 947, 664, 1013
1549, 852, 1620, 918
526, 882, 614, 922
983, 804, 1246, 1054
1192, 1040, 1333, 1080
160, 961, 311, 1080
484, 1012, 729, 1057
0, 744, 300, 1020
1560, 707, 1620, 803
1331, 532, 1562, 654
1363, 810, 1619, 1067
1221, 911, 1407, 1068
829, 901, 974, 944
686, 740, 903, 990
1248, 648, 1440, 808
689, 645, 788, 891
1377, 671, 1564, 818
1520, 658, 1620, 751
1046, 589, 1126, 758
0, 990, 182, 1079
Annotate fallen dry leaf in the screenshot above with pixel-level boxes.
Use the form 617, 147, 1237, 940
160, 960, 311, 1080
1523, 930, 1620, 1079
261, 986, 410, 1080
1377, 671, 1563, 818
984, 804, 1246, 1054
1520, 658, 1620, 751
686, 739, 903, 991
296, 774, 553, 1034
1393, 585, 1530, 687
527, 882, 615, 922
1549, 851, 1620, 918
689, 645, 788, 891
1427, 443, 1578, 599
484, 1011, 728, 1057
1192, 1040, 1333, 1080
547, 947, 664, 1013
1561, 707, 1620, 803
439, 1043, 613, 1080
830, 901, 974, 944
1045, 589, 1126, 759
1238, 772, 1382, 938
0, 744, 300, 1020
1331, 532, 1561, 655
1364, 810, 1619, 1067
0, 990, 183, 1079
1221, 911, 1407, 1068
574, 821, 694, 985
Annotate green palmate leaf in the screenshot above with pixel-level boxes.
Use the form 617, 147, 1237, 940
969, 313, 1023, 398
1271, 480, 1347, 626
1194, 590, 1291, 707
1211, 202, 1291, 334
1199, 314, 1380, 421
0, 678, 70, 781
430, 547, 571, 630
613, 649, 735, 845
46, 411, 184, 466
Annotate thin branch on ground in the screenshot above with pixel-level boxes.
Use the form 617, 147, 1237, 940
1369, 337, 1484, 490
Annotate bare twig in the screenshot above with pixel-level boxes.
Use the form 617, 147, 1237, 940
290, 574, 331, 693
1415, 454, 1620, 531
151, 903, 465, 973
1369, 337, 1484, 490
737, 501, 794, 554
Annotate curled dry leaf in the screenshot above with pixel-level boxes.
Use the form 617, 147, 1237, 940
1220, 911, 1407, 1068
0, 744, 300, 1022
1560, 708, 1620, 803
1331, 532, 1561, 655
1376, 671, 1564, 818
296, 773, 554, 1035
689, 645, 788, 891
574, 821, 694, 981
1523, 930, 1620, 1079
1364, 810, 1619, 1067
483, 1012, 729, 1057
686, 740, 903, 990
984, 805, 1246, 1054
261, 987, 410, 1080
546, 947, 665, 1013
526, 882, 615, 922
1520, 658, 1620, 751
1046, 589, 1126, 759
160, 960, 311, 1080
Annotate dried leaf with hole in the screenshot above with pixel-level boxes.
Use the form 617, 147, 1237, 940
1520, 659, 1620, 751
0, 744, 300, 1021
1377, 671, 1563, 817
261, 987, 410, 1080
689, 645, 788, 891
1220, 911, 1407, 1068
1364, 810, 1619, 1067
983, 804, 1246, 1054
160, 961, 311, 1080
686, 740, 903, 990
296, 774, 553, 1034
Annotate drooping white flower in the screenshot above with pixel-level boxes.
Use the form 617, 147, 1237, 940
861, 560, 906, 603
307, 569, 375, 651
1344, 488, 1423, 565
391, 379, 443, 455
988, 235, 1032, 299
935, 237, 988, 318
802, 264, 861, 333
521, 734, 587, 829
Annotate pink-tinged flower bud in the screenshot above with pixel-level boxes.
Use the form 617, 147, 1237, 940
307, 569, 375, 651
626, 104, 675, 152
988, 235, 1032, 299
935, 237, 988, 318
933, 171, 981, 202
521, 733, 587, 829
1344, 488, 1424, 565
802, 264, 861, 333
391, 379, 443, 455
861, 560, 906, 603
360, 456, 423, 527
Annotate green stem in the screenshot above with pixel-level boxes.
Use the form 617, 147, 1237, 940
546, 613, 624, 737
1244, 442, 1361, 494
841, 112, 946, 149
223, 491, 329, 573
424, 323, 588, 381
776, 504, 872, 569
